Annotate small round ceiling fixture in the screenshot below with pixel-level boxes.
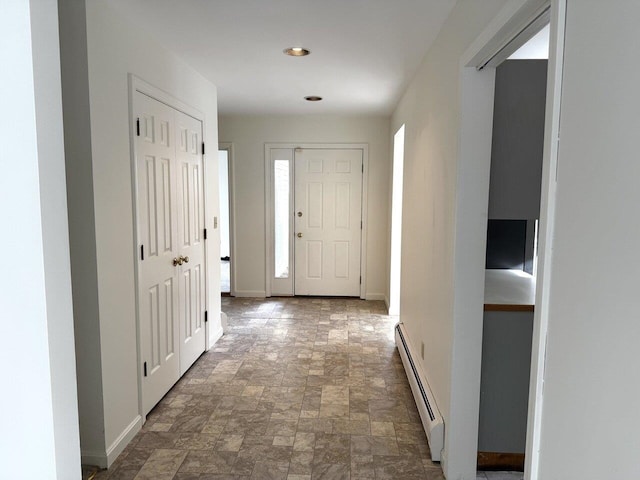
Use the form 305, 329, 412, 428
284, 47, 310, 56
304, 96, 323, 102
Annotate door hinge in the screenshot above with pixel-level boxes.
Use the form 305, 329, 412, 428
202, 142, 205, 155
204, 228, 207, 240
136, 118, 140, 136
143, 361, 147, 377
360, 276, 362, 285
361, 220, 363, 229
204, 310, 208, 323
362, 163, 364, 173
140, 245, 144, 260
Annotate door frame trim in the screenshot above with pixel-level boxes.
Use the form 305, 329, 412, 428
264, 143, 369, 299
127, 74, 209, 421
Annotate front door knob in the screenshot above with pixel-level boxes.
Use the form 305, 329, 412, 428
172, 257, 183, 266
181, 255, 190, 264
297, 232, 303, 238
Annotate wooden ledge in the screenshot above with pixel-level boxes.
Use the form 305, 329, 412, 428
477, 451, 525, 471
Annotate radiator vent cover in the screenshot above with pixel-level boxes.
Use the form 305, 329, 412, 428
395, 322, 445, 461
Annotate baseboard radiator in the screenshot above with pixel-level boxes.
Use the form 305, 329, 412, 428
395, 322, 445, 461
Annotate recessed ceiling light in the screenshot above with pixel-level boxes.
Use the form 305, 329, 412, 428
284, 47, 310, 56
304, 96, 323, 102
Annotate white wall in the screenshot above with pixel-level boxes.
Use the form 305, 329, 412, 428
536, 1, 640, 478
0, 0, 80, 477
30, 0, 82, 477
218, 115, 390, 299
60, 0, 220, 465
58, 0, 105, 460
389, 1, 508, 477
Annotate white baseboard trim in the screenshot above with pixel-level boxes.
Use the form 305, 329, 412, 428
209, 323, 224, 346
106, 415, 142, 467
365, 293, 386, 301
234, 290, 266, 298
81, 415, 142, 468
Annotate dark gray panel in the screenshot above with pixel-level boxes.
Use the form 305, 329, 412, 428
488, 60, 547, 220
478, 311, 534, 453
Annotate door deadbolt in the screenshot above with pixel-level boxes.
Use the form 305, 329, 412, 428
297, 211, 303, 217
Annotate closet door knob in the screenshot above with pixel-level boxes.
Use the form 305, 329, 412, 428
172, 257, 183, 266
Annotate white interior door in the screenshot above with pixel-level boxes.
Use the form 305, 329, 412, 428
175, 111, 206, 375
135, 91, 206, 414
294, 148, 363, 296
135, 92, 180, 414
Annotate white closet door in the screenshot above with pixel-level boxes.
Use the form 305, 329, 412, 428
294, 148, 363, 296
175, 111, 206, 375
135, 92, 180, 414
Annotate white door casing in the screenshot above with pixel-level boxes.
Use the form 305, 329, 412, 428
294, 148, 363, 296
134, 90, 206, 414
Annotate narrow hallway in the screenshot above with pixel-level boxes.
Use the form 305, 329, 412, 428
92, 297, 442, 479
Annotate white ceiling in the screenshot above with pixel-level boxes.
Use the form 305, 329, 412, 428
107, 0, 457, 115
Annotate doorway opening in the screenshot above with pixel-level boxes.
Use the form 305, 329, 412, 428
388, 125, 405, 315
218, 144, 233, 296
265, 144, 368, 298
447, 1, 565, 478
478, 23, 550, 474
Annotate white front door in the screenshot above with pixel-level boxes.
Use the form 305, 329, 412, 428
175, 111, 206, 375
294, 148, 363, 296
134, 91, 206, 414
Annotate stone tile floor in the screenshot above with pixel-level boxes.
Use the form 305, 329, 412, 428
84, 297, 514, 479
